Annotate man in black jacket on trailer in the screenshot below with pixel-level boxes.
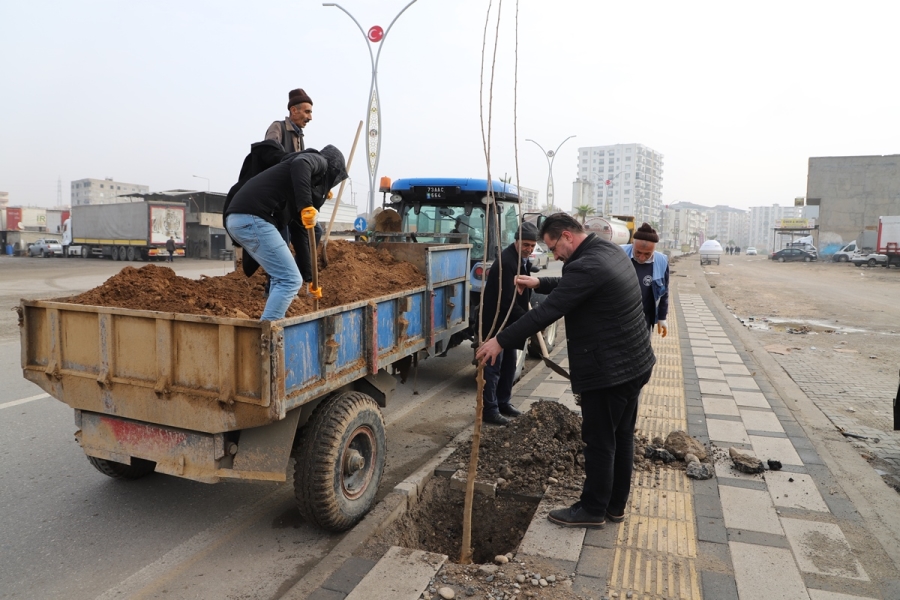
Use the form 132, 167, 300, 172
479, 222, 539, 426
476, 213, 655, 529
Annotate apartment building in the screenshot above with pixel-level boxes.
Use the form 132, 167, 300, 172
575, 143, 664, 226
661, 202, 709, 250
748, 204, 803, 251
518, 185, 541, 212
71, 178, 149, 206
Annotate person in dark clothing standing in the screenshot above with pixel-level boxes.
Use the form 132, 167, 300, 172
479, 222, 539, 426
165, 236, 175, 262
476, 213, 655, 529
621, 223, 669, 336
225, 146, 347, 321
265, 88, 313, 153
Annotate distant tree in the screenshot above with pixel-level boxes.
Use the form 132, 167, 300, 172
575, 204, 595, 224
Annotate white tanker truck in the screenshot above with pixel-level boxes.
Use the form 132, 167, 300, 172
584, 216, 633, 245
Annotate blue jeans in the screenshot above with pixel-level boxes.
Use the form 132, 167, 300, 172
226, 214, 302, 321
483, 348, 517, 416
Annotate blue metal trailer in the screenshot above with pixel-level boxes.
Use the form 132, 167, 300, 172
19, 241, 469, 531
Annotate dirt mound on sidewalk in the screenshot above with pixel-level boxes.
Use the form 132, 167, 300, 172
60, 240, 425, 319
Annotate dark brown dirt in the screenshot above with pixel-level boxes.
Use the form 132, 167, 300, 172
59, 240, 425, 319
443, 401, 587, 498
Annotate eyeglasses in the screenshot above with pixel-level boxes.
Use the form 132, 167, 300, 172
546, 236, 561, 254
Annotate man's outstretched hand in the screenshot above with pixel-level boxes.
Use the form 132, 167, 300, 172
475, 338, 503, 366
514, 275, 539, 295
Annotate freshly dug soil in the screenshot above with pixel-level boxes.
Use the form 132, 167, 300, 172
443, 401, 587, 498
59, 240, 425, 319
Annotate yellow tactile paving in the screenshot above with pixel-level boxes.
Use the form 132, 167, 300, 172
608, 304, 703, 599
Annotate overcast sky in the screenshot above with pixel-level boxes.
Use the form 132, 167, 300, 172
2, 0, 897, 213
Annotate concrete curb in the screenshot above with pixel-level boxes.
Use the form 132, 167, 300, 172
280, 342, 566, 600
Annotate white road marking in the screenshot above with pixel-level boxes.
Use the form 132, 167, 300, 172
0, 393, 50, 410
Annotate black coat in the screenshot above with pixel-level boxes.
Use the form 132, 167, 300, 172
480, 243, 532, 349
496, 234, 655, 393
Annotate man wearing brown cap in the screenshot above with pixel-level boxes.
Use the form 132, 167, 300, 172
265, 88, 313, 153
621, 222, 669, 337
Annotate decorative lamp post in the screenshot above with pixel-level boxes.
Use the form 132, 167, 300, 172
323, 1, 418, 218
526, 136, 575, 212
192, 175, 210, 191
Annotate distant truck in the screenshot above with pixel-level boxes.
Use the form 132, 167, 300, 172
876, 215, 900, 267
63, 201, 186, 261
832, 230, 878, 262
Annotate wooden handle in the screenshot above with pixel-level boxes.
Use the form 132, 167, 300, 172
325, 120, 364, 242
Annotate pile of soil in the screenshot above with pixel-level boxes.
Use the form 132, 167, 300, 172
443, 401, 587, 497
60, 240, 425, 319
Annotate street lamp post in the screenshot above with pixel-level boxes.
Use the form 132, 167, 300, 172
526, 136, 575, 212
603, 171, 624, 216
323, 1, 418, 218
192, 175, 210, 191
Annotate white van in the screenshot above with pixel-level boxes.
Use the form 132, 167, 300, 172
832, 241, 858, 262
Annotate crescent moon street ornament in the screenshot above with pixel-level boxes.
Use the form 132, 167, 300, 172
367, 88, 380, 179
368, 25, 384, 42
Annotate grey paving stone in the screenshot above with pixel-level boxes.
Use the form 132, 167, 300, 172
572, 574, 606, 596
717, 477, 769, 491
322, 557, 377, 593
697, 517, 728, 543
789, 435, 815, 450
692, 477, 720, 496
746, 430, 788, 439
797, 448, 825, 465
693, 492, 724, 518
700, 571, 739, 600
821, 493, 863, 522
698, 540, 733, 566
726, 528, 790, 548
576, 545, 613, 579
583, 524, 617, 549
307, 588, 346, 600
879, 579, 900, 599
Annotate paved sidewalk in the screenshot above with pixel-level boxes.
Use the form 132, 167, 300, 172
297, 269, 900, 600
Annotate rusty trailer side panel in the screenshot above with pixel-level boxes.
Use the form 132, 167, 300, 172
20, 243, 470, 445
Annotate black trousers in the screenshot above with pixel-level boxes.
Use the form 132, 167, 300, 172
482, 348, 517, 416
578, 370, 652, 516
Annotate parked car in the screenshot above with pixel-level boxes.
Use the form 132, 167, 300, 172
770, 248, 817, 262
787, 242, 818, 259
745, 247, 758, 255
28, 238, 63, 257
851, 252, 888, 268
529, 244, 549, 271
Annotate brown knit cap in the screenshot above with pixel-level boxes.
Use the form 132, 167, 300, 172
287, 88, 313, 110
632, 222, 659, 243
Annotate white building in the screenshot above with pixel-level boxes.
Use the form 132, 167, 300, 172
0, 191, 8, 209
571, 178, 593, 211
71, 178, 149, 206
575, 143, 664, 226
518, 185, 541, 212
748, 204, 803, 251
662, 202, 710, 250
707, 205, 750, 248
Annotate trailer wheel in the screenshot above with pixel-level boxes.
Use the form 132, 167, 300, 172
87, 456, 156, 480
293, 391, 386, 532
126, 246, 136, 261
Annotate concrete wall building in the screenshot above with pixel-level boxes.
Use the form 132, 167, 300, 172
707, 205, 749, 248
71, 178, 149, 206
575, 143, 664, 226
807, 155, 900, 244
0, 192, 8, 209
748, 204, 803, 251
571, 179, 593, 212
662, 202, 709, 250
518, 186, 540, 212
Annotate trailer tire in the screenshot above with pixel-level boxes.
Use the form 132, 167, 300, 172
293, 391, 386, 532
86, 456, 156, 480
127, 246, 136, 261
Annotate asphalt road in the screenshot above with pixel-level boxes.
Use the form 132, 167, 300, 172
0, 255, 561, 599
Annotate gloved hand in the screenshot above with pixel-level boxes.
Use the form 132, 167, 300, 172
657, 320, 668, 338
308, 282, 322, 299
301, 207, 318, 229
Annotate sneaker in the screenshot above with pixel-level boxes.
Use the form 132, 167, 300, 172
547, 503, 606, 529
605, 511, 626, 523
499, 405, 522, 418
483, 412, 510, 426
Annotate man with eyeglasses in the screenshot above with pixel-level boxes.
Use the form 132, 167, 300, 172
621, 223, 669, 336
478, 222, 539, 426
475, 213, 655, 529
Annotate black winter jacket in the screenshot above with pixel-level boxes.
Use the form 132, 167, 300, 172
496, 233, 655, 392
480, 243, 533, 348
